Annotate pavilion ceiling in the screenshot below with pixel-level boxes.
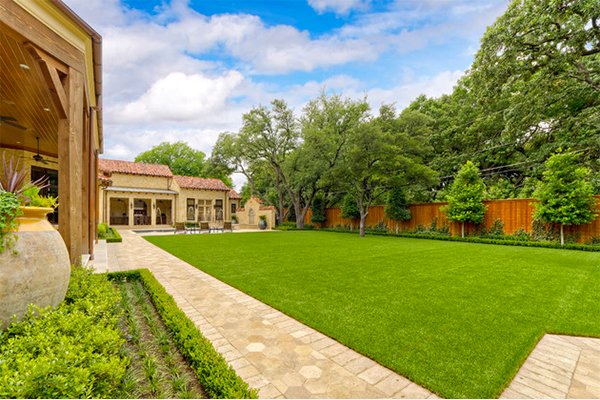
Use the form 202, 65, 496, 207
0, 23, 59, 157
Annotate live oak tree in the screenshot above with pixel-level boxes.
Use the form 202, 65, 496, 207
238, 99, 299, 226
534, 152, 597, 245
135, 141, 206, 178
443, 161, 487, 238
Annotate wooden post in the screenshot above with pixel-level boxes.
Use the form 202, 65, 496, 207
81, 107, 90, 255
58, 68, 84, 265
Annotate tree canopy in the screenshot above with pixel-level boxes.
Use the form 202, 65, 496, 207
443, 161, 487, 237
534, 151, 597, 245
202, 0, 598, 233
135, 141, 206, 178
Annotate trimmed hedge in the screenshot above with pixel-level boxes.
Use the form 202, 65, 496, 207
106, 227, 123, 243
288, 227, 600, 252
0, 267, 128, 398
108, 269, 257, 399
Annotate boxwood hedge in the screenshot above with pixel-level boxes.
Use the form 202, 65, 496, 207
108, 269, 257, 399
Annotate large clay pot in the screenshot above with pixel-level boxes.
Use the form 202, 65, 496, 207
258, 219, 267, 230
0, 207, 70, 328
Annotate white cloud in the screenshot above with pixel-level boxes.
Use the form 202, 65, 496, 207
61, 0, 506, 189
365, 70, 463, 110
308, 0, 370, 15
117, 71, 244, 123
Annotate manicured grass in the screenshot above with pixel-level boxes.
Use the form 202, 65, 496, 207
146, 231, 600, 398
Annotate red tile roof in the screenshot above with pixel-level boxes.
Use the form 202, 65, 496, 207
99, 158, 173, 178
228, 189, 242, 199
174, 175, 230, 191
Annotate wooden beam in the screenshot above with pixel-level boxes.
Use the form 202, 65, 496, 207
81, 107, 90, 255
0, 3, 84, 72
26, 44, 69, 118
58, 67, 83, 265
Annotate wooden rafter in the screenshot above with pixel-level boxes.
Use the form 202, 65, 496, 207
25, 43, 69, 118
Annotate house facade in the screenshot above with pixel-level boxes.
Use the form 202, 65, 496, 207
98, 159, 242, 228
0, 0, 103, 264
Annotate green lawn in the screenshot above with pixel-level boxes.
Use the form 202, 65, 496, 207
145, 231, 600, 398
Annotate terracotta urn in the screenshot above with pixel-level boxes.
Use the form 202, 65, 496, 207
0, 207, 70, 328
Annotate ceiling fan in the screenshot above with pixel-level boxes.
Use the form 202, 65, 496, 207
0, 115, 26, 130
32, 137, 57, 165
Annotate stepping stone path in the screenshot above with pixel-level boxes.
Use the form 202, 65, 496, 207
99, 230, 434, 398
93, 231, 600, 398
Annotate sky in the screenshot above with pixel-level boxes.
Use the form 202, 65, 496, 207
64, 0, 509, 188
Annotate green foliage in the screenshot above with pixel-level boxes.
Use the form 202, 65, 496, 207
0, 267, 127, 398
488, 219, 504, 237
385, 185, 411, 221
98, 223, 108, 239
108, 270, 257, 399
0, 191, 21, 254
106, 227, 123, 243
443, 161, 487, 226
534, 152, 597, 227
275, 221, 297, 230
318, 227, 600, 252
135, 141, 206, 177
22, 185, 58, 208
310, 193, 326, 224
97, 224, 122, 242
340, 193, 360, 219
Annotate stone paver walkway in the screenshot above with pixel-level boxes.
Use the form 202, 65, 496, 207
501, 334, 600, 399
102, 230, 434, 399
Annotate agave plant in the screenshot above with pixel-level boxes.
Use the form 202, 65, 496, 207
0, 152, 47, 202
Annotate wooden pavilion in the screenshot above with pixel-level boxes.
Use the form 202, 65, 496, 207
0, 0, 103, 264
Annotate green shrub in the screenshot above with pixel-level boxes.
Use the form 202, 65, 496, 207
276, 222, 297, 230
106, 227, 122, 243
317, 227, 600, 252
98, 223, 108, 239
587, 236, 600, 246
0, 267, 127, 398
108, 270, 257, 399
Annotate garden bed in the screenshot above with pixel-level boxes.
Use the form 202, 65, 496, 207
0, 267, 255, 399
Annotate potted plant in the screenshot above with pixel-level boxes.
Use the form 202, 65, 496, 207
0, 154, 70, 328
258, 214, 267, 230
231, 214, 238, 224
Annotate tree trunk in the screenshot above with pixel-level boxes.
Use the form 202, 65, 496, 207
560, 224, 564, 246
461, 222, 465, 238
359, 213, 367, 237
295, 204, 304, 229
395, 223, 398, 235
275, 175, 285, 225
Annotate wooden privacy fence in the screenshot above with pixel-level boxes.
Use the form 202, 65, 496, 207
304, 196, 600, 243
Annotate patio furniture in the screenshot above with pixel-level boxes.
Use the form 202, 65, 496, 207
199, 221, 210, 233
174, 222, 188, 234
223, 221, 233, 232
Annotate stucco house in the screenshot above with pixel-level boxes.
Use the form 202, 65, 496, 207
98, 159, 243, 228
0, 0, 103, 264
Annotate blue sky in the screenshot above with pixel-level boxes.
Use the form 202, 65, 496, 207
64, 0, 509, 188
